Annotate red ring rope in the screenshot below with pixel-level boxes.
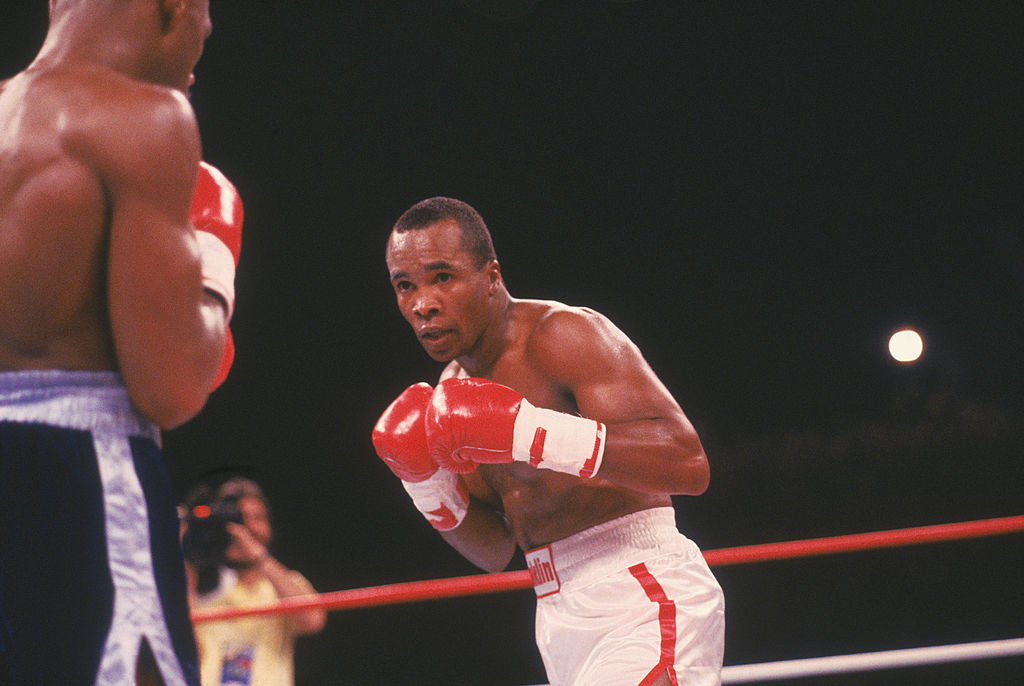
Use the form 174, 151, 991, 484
702, 513, 1024, 565
192, 514, 1024, 623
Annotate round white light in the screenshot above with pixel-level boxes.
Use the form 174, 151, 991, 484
888, 328, 924, 363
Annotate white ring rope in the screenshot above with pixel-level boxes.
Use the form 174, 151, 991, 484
521, 637, 1024, 685
720, 637, 1024, 683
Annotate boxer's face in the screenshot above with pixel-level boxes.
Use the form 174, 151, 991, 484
387, 219, 498, 362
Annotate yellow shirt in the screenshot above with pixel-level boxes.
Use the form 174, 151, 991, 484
194, 571, 301, 686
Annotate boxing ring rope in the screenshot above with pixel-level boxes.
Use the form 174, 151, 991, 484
191, 514, 1024, 680
719, 637, 1024, 683
191, 514, 1024, 623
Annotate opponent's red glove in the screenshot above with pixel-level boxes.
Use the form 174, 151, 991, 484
190, 161, 243, 389
426, 378, 606, 479
372, 383, 469, 530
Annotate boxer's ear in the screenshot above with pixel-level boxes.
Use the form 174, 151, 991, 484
486, 260, 502, 295
156, 0, 185, 34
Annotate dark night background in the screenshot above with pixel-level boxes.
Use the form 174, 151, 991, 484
5, 1, 1023, 684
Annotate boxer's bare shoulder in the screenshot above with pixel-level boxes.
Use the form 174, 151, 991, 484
0, 63, 199, 372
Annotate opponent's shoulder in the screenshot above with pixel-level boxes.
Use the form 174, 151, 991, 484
34, 64, 195, 132
52, 66, 200, 177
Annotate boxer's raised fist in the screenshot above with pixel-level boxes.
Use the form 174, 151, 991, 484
425, 378, 521, 473
191, 161, 243, 389
191, 161, 242, 318
372, 383, 437, 482
426, 377, 606, 479
373, 383, 469, 530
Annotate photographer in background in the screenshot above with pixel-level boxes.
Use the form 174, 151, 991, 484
182, 477, 326, 686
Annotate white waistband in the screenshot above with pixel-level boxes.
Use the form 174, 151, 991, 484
0, 370, 159, 440
525, 507, 682, 593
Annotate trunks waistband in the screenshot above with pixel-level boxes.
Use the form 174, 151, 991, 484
525, 507, 680, 597
0, 370, 159, 440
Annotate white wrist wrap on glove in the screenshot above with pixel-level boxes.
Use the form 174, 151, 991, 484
402, 470, 469, 531
196, 230, 236, 320
511, 399, 606, 478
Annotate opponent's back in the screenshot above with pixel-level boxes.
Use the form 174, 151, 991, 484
0, 66, 115, 371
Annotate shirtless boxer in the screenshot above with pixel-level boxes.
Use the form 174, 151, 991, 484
0, 1, 240, 684
373, 197, 724, 685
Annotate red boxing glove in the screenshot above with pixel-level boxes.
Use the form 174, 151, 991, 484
190, 161, 243, 389
425, 378, 522, 474
426, 378, 606, 479
191, 161, 242, 315
373, 383, 469, 530
372, 383, 438, 482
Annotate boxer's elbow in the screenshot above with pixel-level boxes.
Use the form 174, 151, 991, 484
119, 331, 223, 428
441, 513, 517, 574
670, 441, 710, 495
637, 429, 710, 495
133, 383, 209, 429
156, 398, 207, 430
446, 536, 516, 574
477, 553, 516, 574
479, 540, 518, 574
122, 364, 212, 428
666, 416, 710, 495
684, 453, 710, 495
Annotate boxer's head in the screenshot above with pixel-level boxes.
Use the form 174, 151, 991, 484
387, 198, 508, 363
47, 0, 212, 93
145, 0, 213, 93
391, 197, 496, 270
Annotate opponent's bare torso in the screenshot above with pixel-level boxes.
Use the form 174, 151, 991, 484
0, 67, 119, 372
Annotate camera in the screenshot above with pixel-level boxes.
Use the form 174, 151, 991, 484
182, 495, 244, 569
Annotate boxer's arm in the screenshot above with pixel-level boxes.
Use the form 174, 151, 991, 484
439, 472, 517, 573
100, 87, 226, 427
528, 307, 709, 495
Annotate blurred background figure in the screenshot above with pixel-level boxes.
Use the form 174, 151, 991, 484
182, 477, 326, 686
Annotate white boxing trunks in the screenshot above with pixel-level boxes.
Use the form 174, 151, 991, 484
0, 371, 199, 686
526, 507, 724, 686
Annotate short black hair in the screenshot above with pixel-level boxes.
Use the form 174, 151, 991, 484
392, 196, 496, 269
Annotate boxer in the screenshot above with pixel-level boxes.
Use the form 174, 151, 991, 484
374, 197, 724, 685
0, 2, 239, 683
